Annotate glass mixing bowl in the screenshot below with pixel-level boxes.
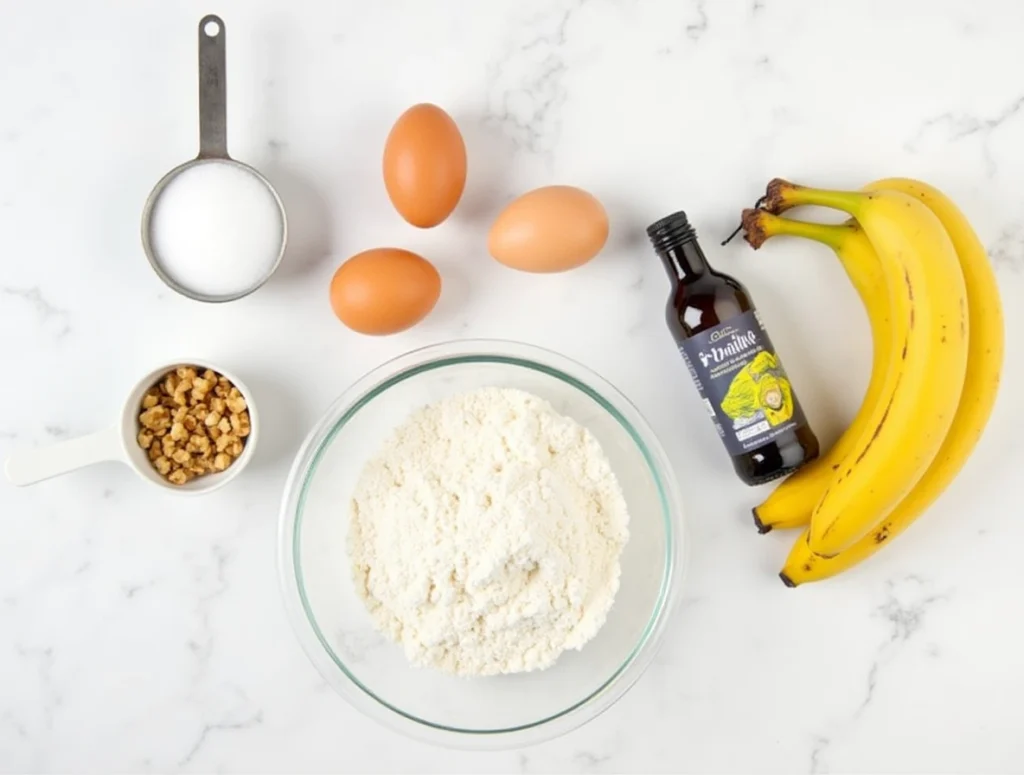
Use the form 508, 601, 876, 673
278, 340, 685, 749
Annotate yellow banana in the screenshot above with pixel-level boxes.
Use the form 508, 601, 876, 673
781, 179, 1004, 585
740, 211, 889, 534
764, 180, 968, 557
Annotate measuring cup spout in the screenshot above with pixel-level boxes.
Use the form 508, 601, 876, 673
4, 425, 124, 486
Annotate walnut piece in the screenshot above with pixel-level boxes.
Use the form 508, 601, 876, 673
167, 468, 192, 486
139, 406, 171, 432
136, 365, 250, 485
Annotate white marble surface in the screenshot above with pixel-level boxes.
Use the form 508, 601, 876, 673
2, 0, 1023, 772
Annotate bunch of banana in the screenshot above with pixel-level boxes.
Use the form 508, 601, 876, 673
739, 178, 1004, 586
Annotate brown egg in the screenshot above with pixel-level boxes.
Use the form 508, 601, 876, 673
329, 248, 441, 335
488, 185, 609, 273
383, 104, 467, 228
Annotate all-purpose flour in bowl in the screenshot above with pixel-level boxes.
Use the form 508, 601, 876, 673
347, 386, 631, 677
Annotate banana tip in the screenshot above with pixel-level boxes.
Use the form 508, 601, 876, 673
752, 507, 772, 534
779, 572, 797, 588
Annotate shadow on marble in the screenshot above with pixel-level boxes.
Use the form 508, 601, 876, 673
259, 164, 334, 282
423, 258, 472, 334
243, 371, 305, 472
601, 192, 651, 257
451, 111, 519, 224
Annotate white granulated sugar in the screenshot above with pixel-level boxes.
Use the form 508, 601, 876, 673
149, 160, 282, 298
348, 386, 630, 677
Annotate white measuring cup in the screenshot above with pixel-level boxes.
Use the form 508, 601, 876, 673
141, 14, 288, 303
4, 360, 259, 494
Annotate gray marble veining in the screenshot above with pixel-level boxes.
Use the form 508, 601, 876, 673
1, 1, 1022, 773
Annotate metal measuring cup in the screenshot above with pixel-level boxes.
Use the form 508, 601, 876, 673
141, 15, 288, 303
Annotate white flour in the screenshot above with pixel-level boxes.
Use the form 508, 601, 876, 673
348, 387, 630, 677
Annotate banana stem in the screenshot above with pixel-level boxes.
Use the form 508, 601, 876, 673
764, 178, 864, 217
742, 208, 856, 251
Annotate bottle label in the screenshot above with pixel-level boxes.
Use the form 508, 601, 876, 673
678, 309, 807, 456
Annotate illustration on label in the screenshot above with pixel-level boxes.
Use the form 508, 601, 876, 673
678, 309, 807, 456
719, 351, 795, 432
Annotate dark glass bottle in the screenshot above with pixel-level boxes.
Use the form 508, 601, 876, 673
647, 211, 819, 486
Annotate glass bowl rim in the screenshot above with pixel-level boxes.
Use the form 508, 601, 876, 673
277, 338, 687, 750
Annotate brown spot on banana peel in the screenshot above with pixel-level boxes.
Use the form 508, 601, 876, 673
853, 381, 899, 466
820, 383, 899, 543
901, 339, 908, 359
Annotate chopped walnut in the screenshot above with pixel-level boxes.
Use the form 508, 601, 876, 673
139, 406, 171, 431
137, 365, 251, 485
167, 468, 192, 486
186, 434, 211, 455
231, 411, 251, 438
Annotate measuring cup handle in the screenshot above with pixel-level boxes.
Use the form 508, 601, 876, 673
4, 425, 124, 486
197, 14, 228, 159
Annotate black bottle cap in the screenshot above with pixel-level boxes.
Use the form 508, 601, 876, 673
647, 211, 697, 253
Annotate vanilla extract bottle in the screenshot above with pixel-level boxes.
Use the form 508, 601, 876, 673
647, 211, 819, 485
